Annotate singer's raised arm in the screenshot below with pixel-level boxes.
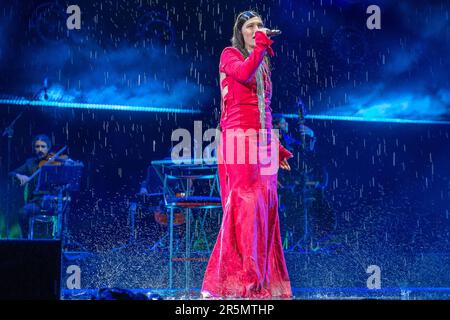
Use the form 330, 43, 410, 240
219, 31, 274, 84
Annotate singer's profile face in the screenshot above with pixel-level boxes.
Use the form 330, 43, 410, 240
242, 17, 264, 51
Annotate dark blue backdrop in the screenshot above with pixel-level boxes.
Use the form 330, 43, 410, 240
0, 0, 449, 298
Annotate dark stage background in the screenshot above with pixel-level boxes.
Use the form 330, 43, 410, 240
0, 0, 449, 298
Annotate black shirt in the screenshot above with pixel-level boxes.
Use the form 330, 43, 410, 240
9, 157, 41, 202
9, 157, 40, 178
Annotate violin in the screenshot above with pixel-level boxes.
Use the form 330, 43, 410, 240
38, 152, 70, 168
26, 145, 68, 184
23, 146, 71, 203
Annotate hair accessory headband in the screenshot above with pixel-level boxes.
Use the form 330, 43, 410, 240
237, 11, 258, 30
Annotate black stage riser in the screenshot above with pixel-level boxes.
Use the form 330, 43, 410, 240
0, 240, 61, 300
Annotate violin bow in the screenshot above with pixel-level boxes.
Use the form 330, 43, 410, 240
26, 145, 68, 184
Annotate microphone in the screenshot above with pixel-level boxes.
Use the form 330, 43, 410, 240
266, 29, 282, 37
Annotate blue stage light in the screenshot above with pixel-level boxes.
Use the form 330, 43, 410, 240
1, 98, 449, 124
280, 113, 450, 125
0, 99, 200, 114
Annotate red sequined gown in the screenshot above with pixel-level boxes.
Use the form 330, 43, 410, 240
201, 31, 293, 298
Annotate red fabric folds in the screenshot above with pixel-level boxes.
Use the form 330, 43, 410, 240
279, 144, 294, 162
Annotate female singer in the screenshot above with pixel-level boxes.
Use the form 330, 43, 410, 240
202, 10, 294, 298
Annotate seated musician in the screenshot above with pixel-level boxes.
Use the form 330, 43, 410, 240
273, 116, 316, 152
139, 164, 164, 195
139, 146, 174, 195
8, 134, 72, 238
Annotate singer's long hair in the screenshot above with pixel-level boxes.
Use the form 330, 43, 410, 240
231, 10, 271, 70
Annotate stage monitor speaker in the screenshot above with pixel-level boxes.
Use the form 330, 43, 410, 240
0, 240, 61, 300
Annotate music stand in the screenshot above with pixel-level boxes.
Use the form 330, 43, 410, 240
152, 158, 221, 293
30, 162, 84, 247
35, 162, 83, 193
